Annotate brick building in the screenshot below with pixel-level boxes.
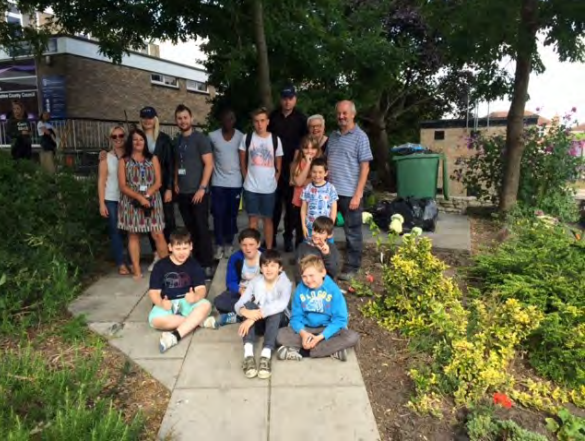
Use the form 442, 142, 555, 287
420, 111, 545, 196
0, 35, 213, 146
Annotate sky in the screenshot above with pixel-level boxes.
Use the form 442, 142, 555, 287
158, 38, 585, 125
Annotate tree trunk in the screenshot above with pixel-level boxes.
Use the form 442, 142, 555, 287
499, 0, 539, 212
365, 105, 392, 190
251, 0, 273, 110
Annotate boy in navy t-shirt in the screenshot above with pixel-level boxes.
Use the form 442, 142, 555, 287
149, 229, 218, 353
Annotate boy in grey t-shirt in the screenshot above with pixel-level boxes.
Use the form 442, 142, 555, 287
238, 108, 284, 250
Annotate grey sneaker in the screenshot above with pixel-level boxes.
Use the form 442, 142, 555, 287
148, 254, 161, 272
223, 245, 233, 258
202, 316, 219, 330
159, 332, 178, 353
276, 346, 303, 361
204, 267, 214, 280
331, 349, 348, 362
258, 356, 272, 379
213, 248, 224, 261
338, 271, 357, 282
242, 356, 258, 378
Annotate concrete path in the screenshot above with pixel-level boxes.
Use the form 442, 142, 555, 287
68, 212, 470, 440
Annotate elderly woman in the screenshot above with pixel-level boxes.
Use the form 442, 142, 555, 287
307, 114, 329, 155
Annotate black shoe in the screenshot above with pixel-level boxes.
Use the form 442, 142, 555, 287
284, 239, 293, 253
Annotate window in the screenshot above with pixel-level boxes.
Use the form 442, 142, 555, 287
434, 130, 445, 140
6, 13, 23, 26
186, 79, 209, 94
150, 73, 178, 88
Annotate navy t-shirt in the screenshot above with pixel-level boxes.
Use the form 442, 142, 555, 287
149, 256, 206, 300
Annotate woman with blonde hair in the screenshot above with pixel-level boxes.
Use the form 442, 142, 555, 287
98, 125, 130, 275
289, 136, 322, 247
139, 106, 176, 271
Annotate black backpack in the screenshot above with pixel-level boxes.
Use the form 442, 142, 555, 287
245, 132, 279, 169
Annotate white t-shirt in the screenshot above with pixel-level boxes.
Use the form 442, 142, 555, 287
239, 132, 283, 194
209, 128, 244, 188
37, 121, 54, 137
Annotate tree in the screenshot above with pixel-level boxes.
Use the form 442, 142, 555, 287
430, 0, 585, 212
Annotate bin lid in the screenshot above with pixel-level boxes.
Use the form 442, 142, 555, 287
392, 153, 442, 161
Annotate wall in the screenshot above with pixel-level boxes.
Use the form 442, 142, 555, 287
37, 54, 213, 124
420, 124, 507, 196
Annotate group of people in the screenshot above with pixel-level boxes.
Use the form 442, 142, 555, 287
150, 222, 359, 380
8, 99, 58, 174
96, 86, 372, 379
98, 86, 372, 283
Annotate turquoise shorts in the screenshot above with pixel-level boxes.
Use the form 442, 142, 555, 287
148, 298, 211, 328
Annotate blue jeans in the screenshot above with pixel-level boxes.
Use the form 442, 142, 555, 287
338, 196, 364, 271
106, 200, 125, 266
211, 186, 242, 246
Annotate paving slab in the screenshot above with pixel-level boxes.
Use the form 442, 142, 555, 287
208, 259, 227, 304
81, 274, 149, 298
190, 324, 243, 344
126, 293, 153, 323
133, 358, 184, 391
176, 342, 269, 389
269, 385, 380, 441
158, 388, 268, 441
271, 350, 364, 388
68, 292, 143, 323
108, 322, 191, 359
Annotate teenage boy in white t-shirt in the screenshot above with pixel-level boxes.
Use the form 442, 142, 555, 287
239, 107, 284, 250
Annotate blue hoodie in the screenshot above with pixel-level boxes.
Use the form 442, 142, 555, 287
290, 275, 348, 340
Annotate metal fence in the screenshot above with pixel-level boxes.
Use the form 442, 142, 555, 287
0, 117, 195, 151
0, 117, 202, 174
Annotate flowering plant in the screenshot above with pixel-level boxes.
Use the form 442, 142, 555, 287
452, 109, 583, 221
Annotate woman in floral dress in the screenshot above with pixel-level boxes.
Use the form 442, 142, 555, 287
118, 129, 168, 280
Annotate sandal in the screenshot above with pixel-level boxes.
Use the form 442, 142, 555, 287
118, 265, 131, 276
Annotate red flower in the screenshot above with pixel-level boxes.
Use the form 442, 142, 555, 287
366, 274, 374, 283
493, 392, 513, 409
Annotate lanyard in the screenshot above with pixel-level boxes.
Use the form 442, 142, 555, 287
179, 141, 188, 167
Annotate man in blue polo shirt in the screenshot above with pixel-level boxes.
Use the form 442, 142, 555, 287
327, 100, 373, 281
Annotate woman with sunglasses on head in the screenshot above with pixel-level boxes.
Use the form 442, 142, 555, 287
118, 128, 168, 280
98, 126, 130, 275
138, 106, 176, 271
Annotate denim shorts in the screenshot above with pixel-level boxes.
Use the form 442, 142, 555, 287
243, 190, 275, 218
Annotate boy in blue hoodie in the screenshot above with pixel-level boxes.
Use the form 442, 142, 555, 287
276, 255, 360, 361
214, 228, 262, 325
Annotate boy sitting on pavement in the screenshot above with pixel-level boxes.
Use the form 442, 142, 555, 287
235, 249, 292, 379
295, 216, 339, 279
277, 255, 359, 361
214, 228, 263, 326
148, 229, 218, 353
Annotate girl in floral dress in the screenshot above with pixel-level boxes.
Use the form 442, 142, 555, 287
118, 129, 168, 280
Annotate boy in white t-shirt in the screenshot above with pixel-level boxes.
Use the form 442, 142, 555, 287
238, 107, 284, 250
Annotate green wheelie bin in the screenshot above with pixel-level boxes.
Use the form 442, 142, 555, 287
392, 153, 450, 200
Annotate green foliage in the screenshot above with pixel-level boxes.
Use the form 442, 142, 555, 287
469, 219, 585, 387
466, 408, 547, 441
0, 153, 107, 331
0, 344, 144, 440
453, 115, 583, 221
546, 408, 585, 441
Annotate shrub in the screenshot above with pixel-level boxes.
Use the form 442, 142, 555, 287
453, 113, 583, 221
469, 219, 585, 387
0, 153, 107, 331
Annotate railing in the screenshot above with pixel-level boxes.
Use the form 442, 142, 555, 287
0, 117, 204, 175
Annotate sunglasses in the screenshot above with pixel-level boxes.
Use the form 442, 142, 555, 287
110, 134, 125, 140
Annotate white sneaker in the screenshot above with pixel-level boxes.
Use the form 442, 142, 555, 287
203, 316, 219, 330
148, 254, 161, 272
213, 248, 224, 261
159, 332, 178, 353
223, 245, 233, 258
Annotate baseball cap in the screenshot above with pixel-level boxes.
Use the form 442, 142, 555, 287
139, 106, 157, 118
280, 86, 296, 98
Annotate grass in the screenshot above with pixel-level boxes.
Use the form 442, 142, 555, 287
0, 316, 168, 440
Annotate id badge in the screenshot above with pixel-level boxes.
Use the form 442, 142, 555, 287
139, 185, 147, 192
178, 168, 187, 176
